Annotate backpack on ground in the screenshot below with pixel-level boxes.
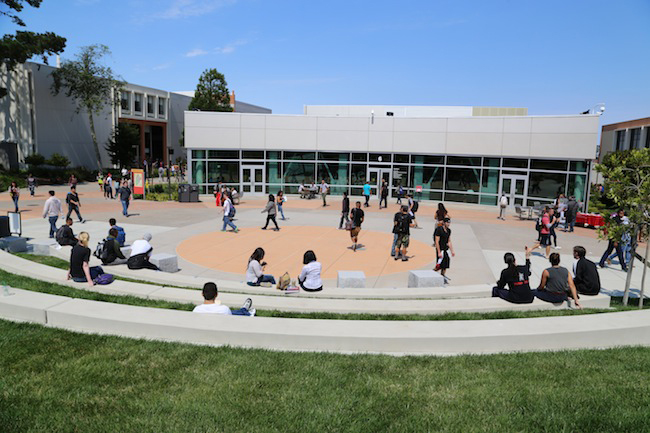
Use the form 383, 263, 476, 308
94, 273, 114, 285
276, 272, 291, 290
411, 201, 419, 213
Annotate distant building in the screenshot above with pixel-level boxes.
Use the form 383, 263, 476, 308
0, 62, 270, 169
599, 117, 650, 161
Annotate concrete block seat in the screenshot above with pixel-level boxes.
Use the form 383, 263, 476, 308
29, 238, 58, 256
150, 253, 179, 273
408, 270, 445, 288
0, 236, 27, 253
337, 271, 366, 288
1, 288, 648, 356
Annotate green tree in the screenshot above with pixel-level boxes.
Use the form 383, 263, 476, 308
47, 152, 69, 168
24, 153, 45, 166
595, 148, 650, 306
188, 68, 233, 112
106, 123, 139, 168
50, 44, 125, 169
0, 0, 66, 98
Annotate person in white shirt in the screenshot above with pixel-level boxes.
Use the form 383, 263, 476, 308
498, 193, 508, 220
127, 233, 159, 270
42, 190, 62, 238
298, 182, 306, 199
221, 196, 239, 232
193, 282, 255, 316
246, 247, 276, 286
298, 250, 322, 292
319, 179, 330, 207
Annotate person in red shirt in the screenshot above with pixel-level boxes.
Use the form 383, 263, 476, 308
531, 207, 553, 258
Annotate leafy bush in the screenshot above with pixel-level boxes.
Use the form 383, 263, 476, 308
47, 153, 70, 168
0, 172, 27, 191
588, 184, 617, 216
24, 153, 46, 166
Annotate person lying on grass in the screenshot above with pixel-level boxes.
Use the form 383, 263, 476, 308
193, 282, 256, 316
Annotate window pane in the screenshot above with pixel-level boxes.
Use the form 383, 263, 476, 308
351, 153, 367, 161
568, 174, 587, 202
208, 150, 239, 159
283, 162, 315, 184
480, 195, 498, 205
242, 151, 264, 159
158, 97, 165, 116
616, 130, 626, 151
318, 152, 349, 161
350, 164, 367, 185
630, 128, 641, 149
503, 158, 527, 168
191, 160, 205, 184
207, 161, 239, 183
266, 161, 282, 184
392, 165, 409, 190
483, 158, 500, 167
425, 191, 443, 201
134, 93, 142, 112
317, 162, 349, 186
445, 168, 480, 192
369, 153, 391, 162
481, 169, 499, 194
284, 151, 315, 160
147, 96, 154, 115
412, 154, 444, 165
445, 192, 479, 204
121, 92, 130, 111
394, 154, 409, 163
192, 150, 205, 159
530, 159, 567, 171
447, 156, 481, 166
570, 161, 587, 172
528, 172, 567, 199
411, 165, 444, 190
267, 151, 281, 160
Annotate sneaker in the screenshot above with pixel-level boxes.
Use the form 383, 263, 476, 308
234, 228, 239, 233
394, 254, 400, 261
260, 282, 272, 288
221, 229, 227, 232
248, 308, 256, 317
401, 256, 408, 262
434, 263, 441, 271
242, 298, 253, 310
555, 246, 562, 250
261, 227, 267, 230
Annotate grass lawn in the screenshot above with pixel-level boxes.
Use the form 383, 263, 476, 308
1, 319, 649, 432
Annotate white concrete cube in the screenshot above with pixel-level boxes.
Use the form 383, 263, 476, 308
30, 239, 58, 256
150, 253, 178, 273
337, 271, 366, 288
408, 270, 445, 288
0, 236, 27, 253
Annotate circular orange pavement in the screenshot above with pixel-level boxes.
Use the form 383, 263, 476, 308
177, 226, 435, 279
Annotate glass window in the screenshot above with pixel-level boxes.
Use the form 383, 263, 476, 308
317, 162, 349, 186
283, 162, 315, 184
146, 95, 155, 116
208, 150, 239, 159
445, 168, 481, 192
481, 169, 499, 194
480, 195, 498, 205
616, 130, 626, 151
646, 127, 650, 148
191, 160, 206, 184
502, 158, 527, 168
242, 151, 264, 159
568, 174, 587, 202
412, 155, 444, 165
350, 164, 367, 185
120, 92, 131, 111
570, 161, 587, 172
528, 172, 567, 199
318, 152, 349, 161
328, 186, 349, 196
424, 191, 442, 201
267, 151, 281, 160
284, 151, 315, 160
447, 156, 481, 166
630, 128, 641, 149
351, 153, 367, 162
266, 161, 282, 184
192, 150, 206, 159
530, 159, 567, 171
411, 165, 444, 190
394, 154, 409, 163
134, 93, 143, 112
207, 161, 239, 184
158, 97, 166, 117
369, 153, 391, 162
483, 158, 500, 167
392, 165, 409, 190
445, 192, 479, 204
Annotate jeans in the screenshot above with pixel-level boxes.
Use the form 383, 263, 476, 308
231, 308, 252, 316
247, 274, 276, 286
609, 241, 632, 265
12, 196, 19, 212
263, 214, 279, 229
121, 199, 129, 216
67, 206, 83, 221
380, 196, 387, 208
599, 240, 627, 270
278, 203, 285, 219
222, 215, 237, 231
364, 194, 370, 207
339, 212, 349, 229
390, 233, 398, 256
322, 193, 327, 206
72, 266, 104, 282
48, 216, 58, 238
566, 218, 575, 232
532, 289, 567, 303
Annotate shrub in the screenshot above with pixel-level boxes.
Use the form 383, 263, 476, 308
47, 153, 70, 168
24, 153, 46, 166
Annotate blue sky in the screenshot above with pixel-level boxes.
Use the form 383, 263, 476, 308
8, 0, 650, 122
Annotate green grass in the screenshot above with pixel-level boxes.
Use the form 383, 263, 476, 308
1, 319, 650, 432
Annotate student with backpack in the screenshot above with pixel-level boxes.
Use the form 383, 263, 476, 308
498, 193, 508, 220
396, 183, 404, 204
95, 228, 127, 265
108, 218, 126, 247
56, 218, 78, 246
407, 194, 419, 228
221, 195, 239, 232
393, 205, 415, 261
67, 232, 105, 287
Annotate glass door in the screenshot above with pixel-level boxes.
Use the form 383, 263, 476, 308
499, 174, 527, 206
241, 165, 265, 194
368, 168, 392, 198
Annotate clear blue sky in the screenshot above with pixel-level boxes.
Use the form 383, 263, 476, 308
8, 0, 650, 122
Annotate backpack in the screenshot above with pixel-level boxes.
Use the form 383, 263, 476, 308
94, 238, 110, 261
228, 204, 236, 218
396, 213, 410, 234
535, 216, 543, 232
55, 226, 67, 244
411, 201, 419, 213
113, 226, 126, 246
94, 273, 114, 285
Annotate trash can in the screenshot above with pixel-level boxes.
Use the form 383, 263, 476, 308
0, 216, 9, 238
189, 184, 199, 202
178, 184, 191, 203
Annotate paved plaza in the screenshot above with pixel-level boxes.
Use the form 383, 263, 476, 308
2, 182, 645, 294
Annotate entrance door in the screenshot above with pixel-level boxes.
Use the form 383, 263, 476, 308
241, 165, 265, 194
499, 174, 527, 207
368, 168, 392, 198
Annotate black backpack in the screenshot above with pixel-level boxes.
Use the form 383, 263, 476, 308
396, 213, 410, 233
411, 200, 419, 213
94, 238, 114, 263
535, 216, 543, 232
55, 226, 66, 244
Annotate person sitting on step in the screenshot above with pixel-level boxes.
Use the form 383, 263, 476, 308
193, 282, 255, 316
533, 253, 582, 308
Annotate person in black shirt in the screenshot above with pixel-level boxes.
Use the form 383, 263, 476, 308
598, 209, 628, 271
67, 232, 104, 286
492, 247, 534, 304
393, 205, 414, 261
380, 181, 388, 209
433, 217, 455, 279
573, 245, 601, 295
349, 201, 364, 252
55, 217, 78, 246
119, 180, 131, 217
66, 186, 85, 223
339, 192, 350, 229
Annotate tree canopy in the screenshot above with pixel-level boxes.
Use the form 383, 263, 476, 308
188, 68, 233, 112
106, 123, 139, 168
0, 0, 66, 97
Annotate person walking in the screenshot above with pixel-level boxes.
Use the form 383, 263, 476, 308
158, 165, 164, 181
339, 191, 350, 229
277, 190, 286, 220
363, 181, 371, 207
119, 180, 131, 217
27, 174, 36, 196
530, 207, 552, 258
349, 201, 364, 252
434, 217, 455, 281
408, 194, 419, 228
380, 181, 388, 209
564, 195, 580, 232
42, 190, 62, 238
320, 179, 329, 207
435, 203, 448, 226
104, 173, 113, 199
261, 194, 280, 231
498, 193, 508, 220
393, 205, 414, 261
65, 186, 85, 223
8, 182, 19, 213
396, 183, 404, 204
221, 195, 238, 232
598, 209, 628, 271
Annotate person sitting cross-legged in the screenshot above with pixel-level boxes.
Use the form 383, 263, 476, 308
298, 250, 322, 292
193, 282, 256, 316
246, 247, 276, 286
492, 247, 534, 304
533, 253, 582, 308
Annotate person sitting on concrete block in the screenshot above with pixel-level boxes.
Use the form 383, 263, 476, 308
193, 282, 256, 316
127, 233, 159, 271
55, 218, 78, 247
492, 247, 534, 304
533, 253, 582, 308
572, 246, 601, 296
109, 218, 126, 247
67, 232, 103, 287
100, 228, 128, 266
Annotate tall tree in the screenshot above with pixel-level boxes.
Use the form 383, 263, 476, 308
51, 44, 124, 169
106, 123, 139, 168
188, 68, 233, 112
595, 148, 650, 306
0, 0, 66, 98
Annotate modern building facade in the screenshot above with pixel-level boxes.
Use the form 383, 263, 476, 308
599, 117, 650, 160
185, 106, 599, 206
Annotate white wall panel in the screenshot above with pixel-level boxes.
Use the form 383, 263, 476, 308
266, 129, 317, 150
318, 116, 368, 131
447, 117, 503, 133
531, 116, 599, 134
266, 115, 317, 130
368, 131, 393, 151
317, 130, 368, 150
393, 132, 446, 153
186, 112, 240, 128
240, 114, 266, 129
503, 117, 532, 133
530, 133, 598, 159
240, 128, 265, 149
502, 134, 531, 157
447, 133, 502, 156
394, 118, 447, 132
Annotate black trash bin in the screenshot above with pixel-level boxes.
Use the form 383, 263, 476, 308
0, 216, 9, 237
178, 184, 191, 203
189, 184, 199, 202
